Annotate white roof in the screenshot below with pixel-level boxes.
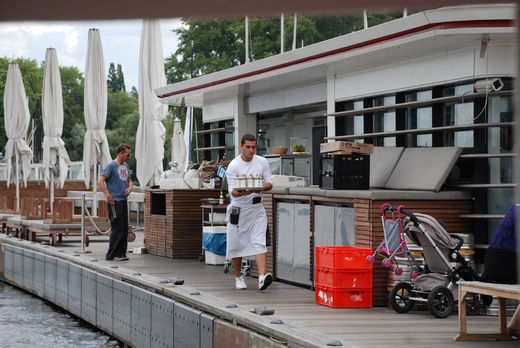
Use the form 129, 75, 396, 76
155, 4, 515, 108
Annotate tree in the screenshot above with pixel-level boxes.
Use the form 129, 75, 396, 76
106, 90, 138, 130
66, 122, 86, 161
107, 63, 117, 92
107, 62, 126, 92
116, 64, 126, 92
106, 110, 140, 182
130, 86, 138, 101
60, 66, 84, 158
165, 13, 402, 84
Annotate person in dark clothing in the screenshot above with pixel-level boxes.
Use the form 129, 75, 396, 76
482, 204, 517, 284
98, 143, 133, 261
482, 204, 519, 337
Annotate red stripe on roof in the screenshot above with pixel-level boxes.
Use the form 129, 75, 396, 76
158, 20, 513, 99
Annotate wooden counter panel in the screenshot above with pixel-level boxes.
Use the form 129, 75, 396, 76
144, 189, 219, 259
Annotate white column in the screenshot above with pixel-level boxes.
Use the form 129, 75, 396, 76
326, 70, 336, 141
234, 86, 256, 154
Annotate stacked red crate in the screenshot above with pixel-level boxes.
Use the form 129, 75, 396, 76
315, 246, 373, 308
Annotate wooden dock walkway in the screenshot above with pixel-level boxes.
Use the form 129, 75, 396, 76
1, 231, 518, 348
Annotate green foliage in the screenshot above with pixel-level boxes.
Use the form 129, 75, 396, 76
105, 110, 140, 176
165, 13, 402, 83
67, 122, 86, 161
107, 62, 126, 92
106, 90, 138, 130
60, 66, 84, 157
116, 64, 126, 92
130, 86, 138, 101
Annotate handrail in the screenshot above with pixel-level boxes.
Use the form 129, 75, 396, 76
324, 90, 512, 117
324, 122, 514, 140
195, 127, 234, 135
460, 153, 515, 159
194, 145, 234, 152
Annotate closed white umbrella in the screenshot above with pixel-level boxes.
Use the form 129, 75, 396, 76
171, 117, 186, 169
83, 29, 111, 216
3, 62, 33, 210
135, 19, 168, 187
42, 48, 71, 208
183, 106, 193, 171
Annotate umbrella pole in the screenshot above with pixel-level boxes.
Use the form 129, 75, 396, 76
50, 169, 54, 213
93, 163, 98, 217
15, 151, 20, 211
81, 193, 85, 253
50, 149, 55, 213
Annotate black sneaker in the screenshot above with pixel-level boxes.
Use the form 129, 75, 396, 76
114, 256, 129, 261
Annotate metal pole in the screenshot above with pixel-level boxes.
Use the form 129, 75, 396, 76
50, 148, 55, 213
281, 13, 284, 54
50, 166, 54, 213
81, 193, 85, 253
93, 162, 98, 217
292, 13, 297, 51
15, 150, 20, 211
363, 10, 368, 29
245, 16, 250, 63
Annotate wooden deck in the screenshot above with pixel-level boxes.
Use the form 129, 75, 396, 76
1, 231, 518, 347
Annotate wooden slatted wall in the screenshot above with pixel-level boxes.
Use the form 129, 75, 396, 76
144, 189, 219, 259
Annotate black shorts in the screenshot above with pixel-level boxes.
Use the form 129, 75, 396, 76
482, 248, 518, 284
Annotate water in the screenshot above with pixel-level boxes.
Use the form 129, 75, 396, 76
0, 281, 122, 348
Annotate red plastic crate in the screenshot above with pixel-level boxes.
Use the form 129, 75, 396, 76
315, 283, 372, 308
315, 246, 373, 269
315, 267, 372, 288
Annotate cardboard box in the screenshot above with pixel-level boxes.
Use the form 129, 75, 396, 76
320, 141, 373, 155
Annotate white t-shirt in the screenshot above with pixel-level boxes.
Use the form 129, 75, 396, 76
226, 154, 273, 207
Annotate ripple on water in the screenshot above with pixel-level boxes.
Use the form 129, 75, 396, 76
0, 281, 122, 348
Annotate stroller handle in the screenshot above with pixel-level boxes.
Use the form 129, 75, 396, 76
381, 203, 406, 214
399, 207, 420, 225
381, 204, 420, 226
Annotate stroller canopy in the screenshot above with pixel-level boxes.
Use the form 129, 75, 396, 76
404, 213, 457, 273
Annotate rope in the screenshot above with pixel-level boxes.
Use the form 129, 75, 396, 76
84, 206, 111, 235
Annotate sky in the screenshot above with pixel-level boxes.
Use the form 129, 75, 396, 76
0, 18, 183, 90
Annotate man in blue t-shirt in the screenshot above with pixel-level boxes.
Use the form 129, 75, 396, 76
98, 143, 133, 261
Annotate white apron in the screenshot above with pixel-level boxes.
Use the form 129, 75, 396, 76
226, 203, 267, 259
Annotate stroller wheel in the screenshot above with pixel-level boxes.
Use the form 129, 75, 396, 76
427, 286, 454, 318
394, 268, 403, 276
366, 255, 375, 264
410, 271, 419, 279
382, 258, 391, 268
390, 282, 414, 313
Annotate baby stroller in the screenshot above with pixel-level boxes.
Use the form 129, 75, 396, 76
366, 204, 422, 278
388, 207, 480, 318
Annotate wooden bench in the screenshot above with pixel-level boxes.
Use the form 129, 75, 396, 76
455, 281, 520, 341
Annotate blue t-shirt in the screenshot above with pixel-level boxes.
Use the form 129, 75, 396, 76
490, 205, 517, 252
101, 161, 130, 201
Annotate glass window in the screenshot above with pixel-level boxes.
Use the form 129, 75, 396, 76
443, 84, 474, 148
406, 90, 432, 147
373, 96, 396, 146
225, 120, 235, 159
337, 100, 364, 142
